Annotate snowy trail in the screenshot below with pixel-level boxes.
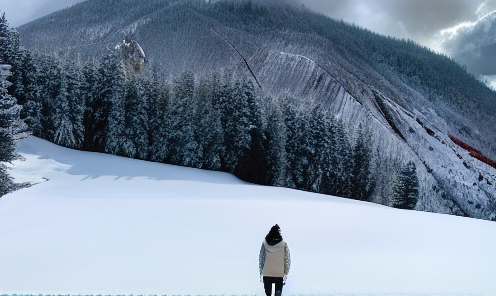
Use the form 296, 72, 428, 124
1, 137, 495, 295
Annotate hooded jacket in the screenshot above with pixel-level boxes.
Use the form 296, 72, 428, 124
259, 239, 290, 277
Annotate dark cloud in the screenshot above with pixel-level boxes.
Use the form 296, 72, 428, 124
440, 11, 496, 75
297, 0, 483, 42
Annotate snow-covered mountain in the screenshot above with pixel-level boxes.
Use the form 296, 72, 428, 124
1, 136, 495, 295
16, 0, 496, 219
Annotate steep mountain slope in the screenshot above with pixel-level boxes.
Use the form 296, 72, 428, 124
17, 0, 496, 219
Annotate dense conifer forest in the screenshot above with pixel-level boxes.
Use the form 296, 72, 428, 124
3, 45, 382, 203
2, 0, 496, 219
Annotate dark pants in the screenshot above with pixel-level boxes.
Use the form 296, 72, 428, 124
263, 276, 283, 296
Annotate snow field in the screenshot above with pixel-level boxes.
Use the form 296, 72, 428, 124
0, 137, 495, 296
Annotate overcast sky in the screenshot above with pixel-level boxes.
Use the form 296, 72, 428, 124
0, 0, 86, 28
0, 0, 493, 45
299, 0, 488, 44
1, 0, 495, 86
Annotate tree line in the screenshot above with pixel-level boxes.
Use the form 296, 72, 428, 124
5, 46, 379, 201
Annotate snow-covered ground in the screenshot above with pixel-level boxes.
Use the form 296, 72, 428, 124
1, 137, 495, 296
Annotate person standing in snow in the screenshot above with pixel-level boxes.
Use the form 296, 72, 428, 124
259, 224, 291, 296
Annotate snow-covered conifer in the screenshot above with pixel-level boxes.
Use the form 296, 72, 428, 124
391, 161, 419, 210
235, 79, 269, 184
66, 60, 85, 148
195, 75, 224, 170
168, 69, 199, 167
0, 12, 27, 196
149, 76, 171, 163
81, 63, 98, 151
264, 96, 287, 186
103, 56, 127, 156
53, 66, 75, 147
221, 79, 252, 173
0, 13, 8, 63
124, 74, 149, 159
350, 124, 375, 201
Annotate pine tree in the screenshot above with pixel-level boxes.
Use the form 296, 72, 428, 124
104, 56, 128, 156
264, 96, 287, 186
144, 68, 161, 161
124, 74, 149, 159
149, 76, 171, 163
87, 54, 117, 152
285, 104, 332, 192
282, 97, 300, 189
66, 60, 85, 148
221, 79, 253, 174
349, 124, 375, 201
195, 75, 224, 170
17, 50, 38, 123
35, 54, 59, 141
4, 28, 22, 100
0, 13, 8, 63
312, 110, 335, 194
0, 64, 16, 196
234, 79, 269, 184
0, 12, 27, 197
391, 161, 419, 210
168, 69, 199, 167
53, 66, 75, 147
324, 120, 353, 197
81, 63, 98, 151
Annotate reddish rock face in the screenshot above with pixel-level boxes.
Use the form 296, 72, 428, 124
449, 134, 496, 168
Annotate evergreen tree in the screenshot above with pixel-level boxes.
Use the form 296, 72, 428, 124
284, 103, 332, 192
16, 50, 38, 122
195, 75, 224, 170
87, 54, 118, 152
320, 119, 353, 197
4, 28, 22, 100
66, 59, 85, 148
234, 79, 269, 184
0, 64, 16, 196
53, 66, 75, 147
149, 76, 171, 163
34, 54, 59, 141
144, 68, 161, 161
0, 15, 26, 196
0, 13, 9, 63
312, 109, 335, 194
221, 79, 253, 174
124, 74, 149, 159
264, 96, 287, 186
349, 124, 375, 201
391, 161, 419, 210
104, 56, 128, 156
168, 69, 199, 167
81, 63, 98, 151
282, 97, 300, 189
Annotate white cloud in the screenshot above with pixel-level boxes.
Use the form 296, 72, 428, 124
432, 1, 496, 77
476, 0, 496, 17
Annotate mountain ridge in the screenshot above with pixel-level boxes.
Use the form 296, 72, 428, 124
13, 0, 496, 219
